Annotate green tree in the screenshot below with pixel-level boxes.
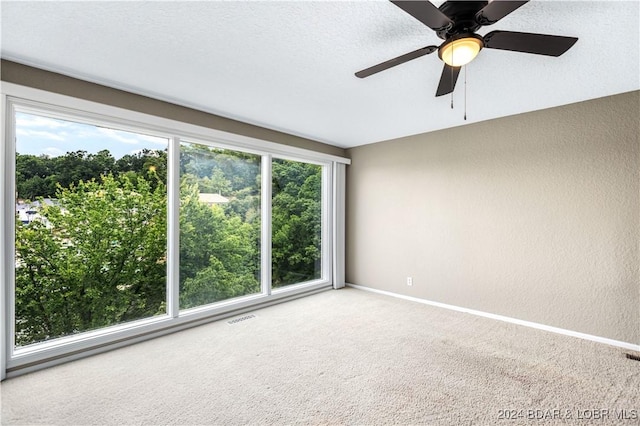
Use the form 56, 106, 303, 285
271, 160, 322, 286
198, 168, 232, 195
179, 180, 260, 308
87, 149, 116, 177
15, 172, 167, 345
16, 149, 167, 201
14, 145, 323, 345
16, 154, 55, 199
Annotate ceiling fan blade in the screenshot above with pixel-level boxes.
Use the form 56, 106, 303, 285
355, 46, 438, 78
435, 64, 461, 97
390, 1, 453, 31
484, 31, 578, 56
475, 1, 529, 25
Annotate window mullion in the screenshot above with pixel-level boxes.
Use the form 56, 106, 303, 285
167, 136, 181, 318
323, 163, 333, 285
261, 154, 272, 295
332, 162, 346, 289
1, 94, 11, 381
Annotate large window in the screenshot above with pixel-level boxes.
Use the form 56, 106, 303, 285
1, 90, 346, 380
14, 111, 168, 346
272, 158, 322, 288
179, 142, 261, 309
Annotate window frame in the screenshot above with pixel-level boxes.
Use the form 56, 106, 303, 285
8, 101, 174, 358
176, 139, 266, 311
270, 154, 332, 293
1, 83, 349, 379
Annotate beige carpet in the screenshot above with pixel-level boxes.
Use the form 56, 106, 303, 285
1, 287, 639, 425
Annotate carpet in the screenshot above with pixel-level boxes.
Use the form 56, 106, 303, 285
1, 287, 639, 425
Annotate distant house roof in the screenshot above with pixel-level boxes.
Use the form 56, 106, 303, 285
16, 198, 55, 209
15, 199, 56, 226
198, 193, 229, 204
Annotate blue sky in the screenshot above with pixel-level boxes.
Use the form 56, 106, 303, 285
16, 112, 168, 159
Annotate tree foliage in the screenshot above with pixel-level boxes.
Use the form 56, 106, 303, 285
14, 145, 321, 346
272, 159, 322, 286
179, 181, 260, 308
16, 149, 167, 200
15, 172, 166, 345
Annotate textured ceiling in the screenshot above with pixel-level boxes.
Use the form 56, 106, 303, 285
1, 1, 639, 149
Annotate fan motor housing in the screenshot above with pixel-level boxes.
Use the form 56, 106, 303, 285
436, 1, 488, 39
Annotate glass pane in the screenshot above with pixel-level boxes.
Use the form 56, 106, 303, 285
179, 142, 261, 309
272, 159, 322, 288
14, 111, 168, 347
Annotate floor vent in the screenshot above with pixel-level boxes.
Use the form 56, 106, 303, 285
625, 353, 640, 362
227, 314, 256, 325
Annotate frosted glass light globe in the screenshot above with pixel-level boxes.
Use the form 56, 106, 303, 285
439, 36, 483, 67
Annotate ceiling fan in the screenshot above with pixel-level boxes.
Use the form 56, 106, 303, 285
355, 1, 578, 97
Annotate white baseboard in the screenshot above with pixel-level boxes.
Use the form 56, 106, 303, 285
346, 283, 640, 352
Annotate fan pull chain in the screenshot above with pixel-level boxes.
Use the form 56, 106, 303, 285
450, 91, 454, 108
464, 64, 467, 120
450, 44, 454, 109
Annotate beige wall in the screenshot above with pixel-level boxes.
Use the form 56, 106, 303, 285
346, 91, 639, 344
0, 60, 346, 158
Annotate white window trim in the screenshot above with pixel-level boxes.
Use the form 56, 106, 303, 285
1, 82, 349, 380
333, 163, 347, 289
1, 92, 8, 381
0, 82, 350, 165
167, 136, 181, 319
261, 154, 273, 296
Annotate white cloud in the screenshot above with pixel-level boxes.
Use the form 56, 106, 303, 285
43, 147, 65, 157
16, 112, 167, 154
139, 134, 168, 146
96, 127, 143, 145
96, 127, 167, 146
16, 128, 66, 141
16, 114, 73, 130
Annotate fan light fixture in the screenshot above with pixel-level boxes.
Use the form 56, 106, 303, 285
438, 34, 484, 67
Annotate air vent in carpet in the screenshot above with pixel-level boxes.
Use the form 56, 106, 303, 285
625, 353, 640, 361
227, 314, 256, 325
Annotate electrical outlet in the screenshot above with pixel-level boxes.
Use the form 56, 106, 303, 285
407, 277, 413, 286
